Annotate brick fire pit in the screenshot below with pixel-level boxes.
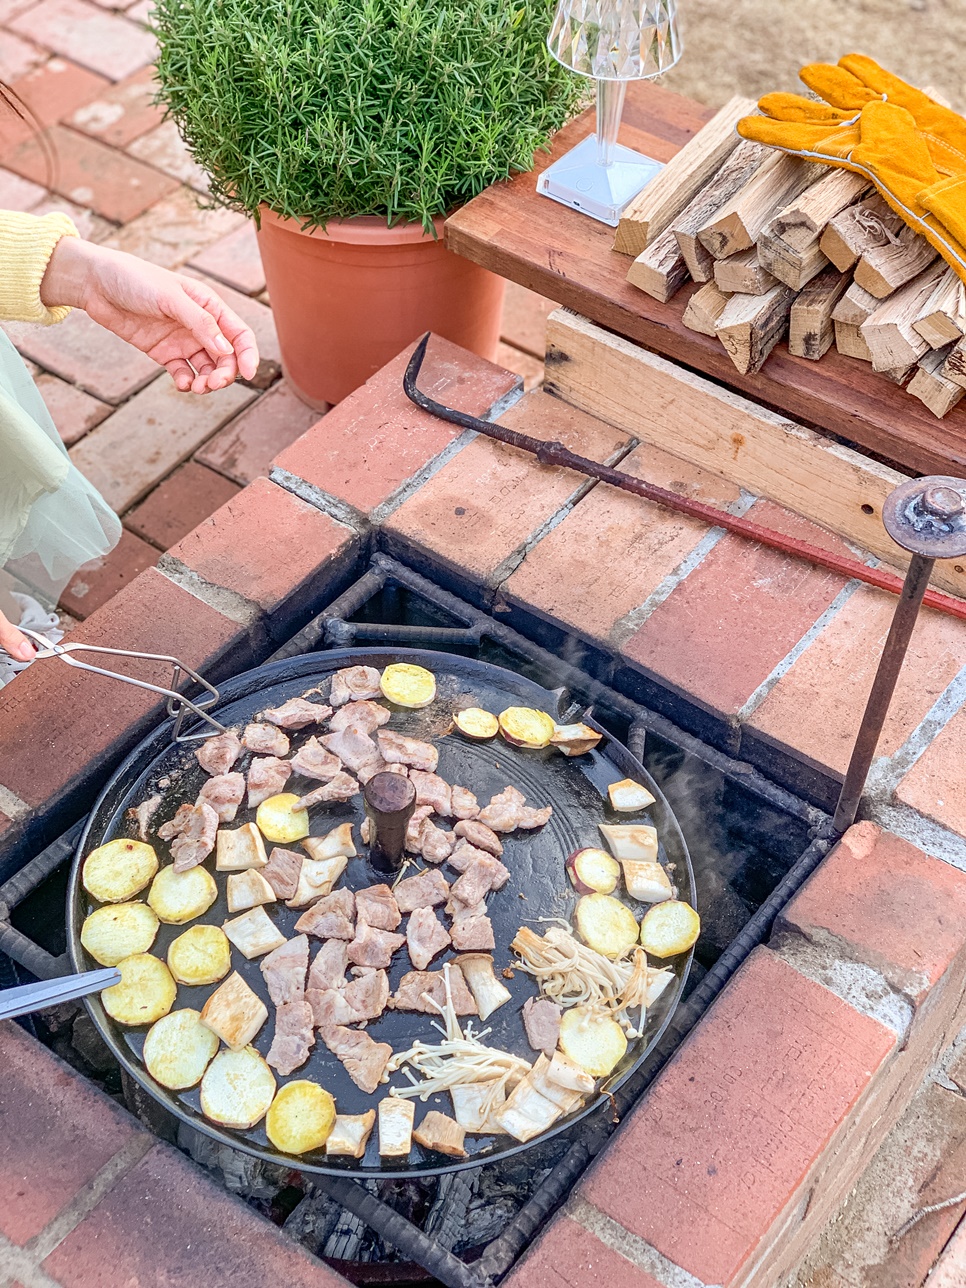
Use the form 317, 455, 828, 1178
1, 329, 966, 1286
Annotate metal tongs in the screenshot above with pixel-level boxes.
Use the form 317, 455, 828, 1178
0, 966, 120, 1020
19, 629, 226, 743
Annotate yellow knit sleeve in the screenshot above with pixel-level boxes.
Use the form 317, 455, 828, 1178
0, 210, 79, 325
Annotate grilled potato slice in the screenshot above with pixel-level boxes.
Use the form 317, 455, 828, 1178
453, 708, 499, 740
80, 901, 159, 966
265, 1080, 336, 1155
82, 839, 158, 904
574, 893, 639, 959
200, 1046, 276, 1129
639, 900, 700, 957
216, 822, 268, 871
143, 1007, 219, 1090
222, 906, 287, 959
498, 707, 556, 750
558, 1004, 627, 1078
101, 953, 176, 1026
226, 869, 276, 913
166, 924, 231, 985
200, 970, 268, 1049
147, 864, 218, 924
256, 794, 309, 845
380, 663, 436, 709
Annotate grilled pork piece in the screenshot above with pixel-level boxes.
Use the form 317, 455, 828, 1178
448, 840, 493, 872
391, 969, 478, 1015
409, 770, 452, 816
328, 700, 390, 735
320, 1025, 392, 1094
308, 987, 358, 1030
290, 737, 343, 782
522, 997, 562, 1056
321, 725, 381, 777
267, 1000, 315, 1075
158, 801, 219, 872
308, 939, 349, 991
246, 756, 293, 809
405, 805, 434, 853
295, 888, 356, 939
260, 934, 309, 1006
197, 772, 245, 824
450, 786, 480, 821
357, 757, 407, 785
347, 923, 406, 969
450, 855, 510, 908
377, 730, 438, 773
477, 785, 553, 832
394, 868, 450, 914
447, 896, 487, 921
452, 820, 503, 856
329, 666, 382, 707
242, 723, 290, 757
419, 820, 455, 865
292, 772, 360, 810
259, 697, 332, 729
355, 884, 401, 931
407, 907, 451, 970
195, 730, 242, 776
262, 846, 303, 900
343, 967, 390, 1021
413, 1110, 467, 1158
128, 793, 162, 841
450, 913, 495, 952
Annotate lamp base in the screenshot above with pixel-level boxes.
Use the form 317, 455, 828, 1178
536, 133, 664, 226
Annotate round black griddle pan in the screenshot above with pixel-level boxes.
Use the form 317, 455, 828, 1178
68, 649, 694, 1178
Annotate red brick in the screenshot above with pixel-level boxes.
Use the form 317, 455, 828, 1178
10, 0, 156, 80
0, 164, 44, 210
501, 280, 557, 359
166, 475, 357, 632
30, 194, 114, 243
2, 58, 108, 157
195, 380, 320, 485
273, 334, 520, 517
3, 309, 159, 403
35, 372, 111, 445
0, 1020, 147, 1245
59, 527, 158, 618
67, 66, 163, 147
128, 119, 210, 193
125, 460, 241, 549
0, 0, 39, 21
622, 500, 851, 720
188, 220, 266, 297
895, 703, 966, 839
0, 565, 251, 809
580, 947, 896, 1286
506, 1215, 664, 1288
0, 30, 46, 82
100, 190, 245, 270
387, 389, 630, 583
505, 439, 743, 644
42, 1142, 348, 1288
781, 821, 966, 1003
930, 1214, 966, 1288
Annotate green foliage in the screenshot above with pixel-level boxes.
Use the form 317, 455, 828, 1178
152, 0, 585, 229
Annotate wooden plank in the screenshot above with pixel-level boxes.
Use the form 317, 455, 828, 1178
907, 345, 964, 418
861, 262, 946, 371
913, 268, 966, 349
713, 248, 777, 295
613, 95, 756, 256
819, 194, 904, 272
544, 309, 966, 598
715, 282, 797, 374
670, 138, 765, 283
696, 153, 821, 261
854, 222, 938, 298
789, 267, 850, 360
443, 82, 966, 476
682, 281, 730, 336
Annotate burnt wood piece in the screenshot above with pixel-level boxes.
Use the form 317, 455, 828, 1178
443, 82, 966, 476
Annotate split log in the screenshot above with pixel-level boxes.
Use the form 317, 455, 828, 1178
834, 320, 873, 362
757, 232, 829, 291
670, 138, 765, 283
881, 362, 917, 387
788, 266, 850, 360
756, 171, 869, 291
860, 261, 946, 371
831, 280, 880, 328
713, 247, 777, 295
714, 282, 797, 374
913, 267, 966, 349
940, 337, 966, 390
613, 95, 756, 256
625, 226, 691, 303
681, 281, 731, 336
854, 222, 938, 298
696, 153, 821, 261
819, 194, 904, 272
907, 344, 964, 417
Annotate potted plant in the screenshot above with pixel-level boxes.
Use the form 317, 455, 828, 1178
152, 0, 583, 407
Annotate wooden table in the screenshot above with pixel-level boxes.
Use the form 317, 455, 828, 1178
445, 83, 966, 479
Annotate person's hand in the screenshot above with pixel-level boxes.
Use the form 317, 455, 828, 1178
40, 238, 259, 394
0, 610, 36, 662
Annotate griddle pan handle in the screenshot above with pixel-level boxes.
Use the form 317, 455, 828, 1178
0, 966, 120, 1021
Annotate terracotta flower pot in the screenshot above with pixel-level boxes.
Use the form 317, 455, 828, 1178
255, 209, 507, 408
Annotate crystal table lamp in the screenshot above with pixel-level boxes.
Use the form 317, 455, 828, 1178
539, 0, 682, 225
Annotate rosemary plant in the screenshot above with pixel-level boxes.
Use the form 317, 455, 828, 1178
152, 0, 585, 230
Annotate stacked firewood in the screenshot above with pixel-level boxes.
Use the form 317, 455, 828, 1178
619, 98, 966, 419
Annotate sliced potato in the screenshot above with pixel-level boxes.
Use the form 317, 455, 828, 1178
574, 893, 639, 959
265, 1080, 336, 1154
200, 1046, 276, 1129
598, 823, 659, 863
498, 706, 556, 750
147, 864, 218, 925
380, 663, 436, 709
227, 869, 277, 913
549, 723, 602, 757
454, 708, 499, 740
639, 900, 700, 957
621, 860, 673, 904
82, 839, 158, 904
101, 953, 176, 1026
286, 856, 348, 909
559, 1004, 627, 1078
566, 848, 620, 896
378, 1096, 415, 1156
256, 794, 309, 845
607, 778, 657, 813
216, 822, 269, 871
200, 970, 268, 1049
80, 901, 159, 966
302, 823, 356, 861
167, 923, 232, 986
223, 906, 287, 959
326, 1110, 376, 1158
143, 1007, 219, 1090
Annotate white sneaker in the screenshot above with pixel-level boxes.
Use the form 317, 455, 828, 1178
0, 593, 64, 689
